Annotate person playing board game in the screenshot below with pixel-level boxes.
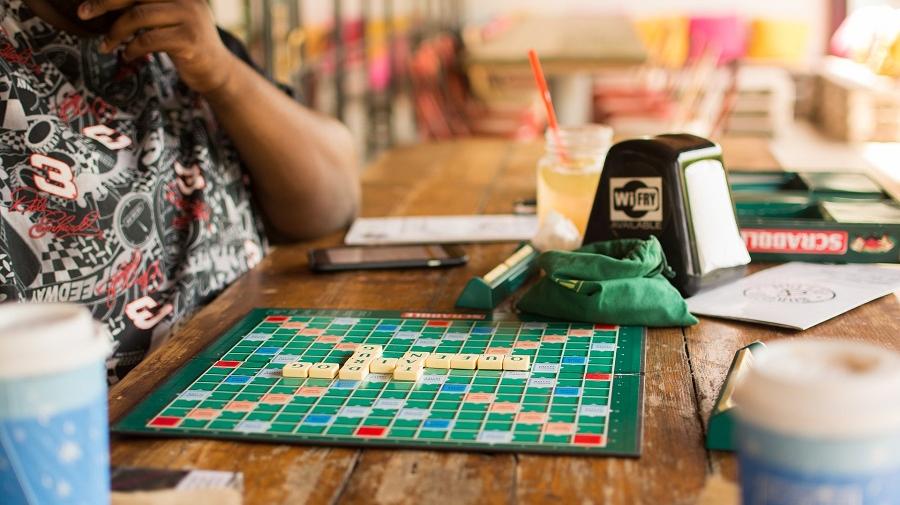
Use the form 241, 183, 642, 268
0, 0, 361, 381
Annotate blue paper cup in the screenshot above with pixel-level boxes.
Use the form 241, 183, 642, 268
0, 304, 110, 505
735, 339, 900, 505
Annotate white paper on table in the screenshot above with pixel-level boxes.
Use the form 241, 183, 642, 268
344, 215, 539, 245
686, 262, 900, 330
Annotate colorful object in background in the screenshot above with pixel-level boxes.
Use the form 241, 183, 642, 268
633, 16, 689, 68
0, 304, 111, 505
115, 309, 647, 456
746, 18, 810, 65
366, 18, 392, 92
831, 6, 900, 77
688, 15, 748, 65
884, 35, 900, 78
734, 340, 900, 505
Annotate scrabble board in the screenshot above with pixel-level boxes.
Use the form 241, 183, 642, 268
114, 309, 646, 456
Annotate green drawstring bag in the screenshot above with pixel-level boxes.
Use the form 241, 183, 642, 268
517, 237, 699, 326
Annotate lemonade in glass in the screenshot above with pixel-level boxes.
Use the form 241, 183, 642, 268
536, 124, 613, 235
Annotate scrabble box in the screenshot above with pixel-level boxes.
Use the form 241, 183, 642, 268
731, 171, 900, 263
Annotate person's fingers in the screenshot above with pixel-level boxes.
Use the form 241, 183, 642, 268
78, 0, 166, 20
101, 4, 181, 53
121, 25, 185, 61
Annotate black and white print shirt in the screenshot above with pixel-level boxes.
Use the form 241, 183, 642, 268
0, 0, 268, 382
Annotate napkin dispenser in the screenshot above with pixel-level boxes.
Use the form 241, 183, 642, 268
583, 134, 750, 297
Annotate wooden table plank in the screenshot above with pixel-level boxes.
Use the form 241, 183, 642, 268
337, 451, 517, 505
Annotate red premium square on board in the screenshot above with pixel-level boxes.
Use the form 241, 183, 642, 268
149, 416, 182, 428
573, 434, 605, 445
356, 426, 387, 437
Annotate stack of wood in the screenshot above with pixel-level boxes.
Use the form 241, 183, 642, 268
817, 56, 900, 142
724, 66, 796, 138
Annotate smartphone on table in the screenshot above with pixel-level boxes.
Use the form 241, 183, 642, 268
308, 244, 468, 272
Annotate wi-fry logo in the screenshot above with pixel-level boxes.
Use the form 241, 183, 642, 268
614, 187, 659, 212
610, 177, 663, 222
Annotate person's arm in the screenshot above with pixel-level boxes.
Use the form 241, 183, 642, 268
79, 0, 360, 241
201, 57, 360, 241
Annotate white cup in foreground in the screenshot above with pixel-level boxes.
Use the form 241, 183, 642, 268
0, 303, 110, 504
734, 339, 900, 504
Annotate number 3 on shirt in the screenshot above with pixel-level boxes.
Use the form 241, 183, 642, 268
83, 124, 132, 150
125, 296, 174, 330
30, 153, 78, 200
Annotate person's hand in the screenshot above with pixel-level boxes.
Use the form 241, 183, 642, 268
78, 0, 238, 94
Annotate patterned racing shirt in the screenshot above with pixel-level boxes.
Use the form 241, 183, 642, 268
0, 1, 269, 382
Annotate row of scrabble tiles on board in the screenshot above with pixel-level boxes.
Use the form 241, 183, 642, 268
282, 345, 530, 382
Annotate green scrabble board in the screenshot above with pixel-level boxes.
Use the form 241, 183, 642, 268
114, 309, 646, 456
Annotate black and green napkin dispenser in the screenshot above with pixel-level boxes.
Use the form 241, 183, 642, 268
584, 134, 750, 297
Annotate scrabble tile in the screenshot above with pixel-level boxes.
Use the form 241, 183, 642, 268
339, 364, 369, 380
282, 361, 312, 378
393, 364, 423, 381
346, 357, 373, 367
308, 362, 339, 379
424, 352, 453, 368
398, 357, 426, 368
350, 351, 379, 362
450, 353, 478, 369
503, 355, 530, 371
403, 351, 430, 361
370, 357, 398, 373
477, 354, 504, 370
355, 344, 383, 357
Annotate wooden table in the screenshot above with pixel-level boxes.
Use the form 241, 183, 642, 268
110, 138, 900, 505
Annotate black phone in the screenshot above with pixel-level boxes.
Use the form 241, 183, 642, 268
308, 244, 468, 272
